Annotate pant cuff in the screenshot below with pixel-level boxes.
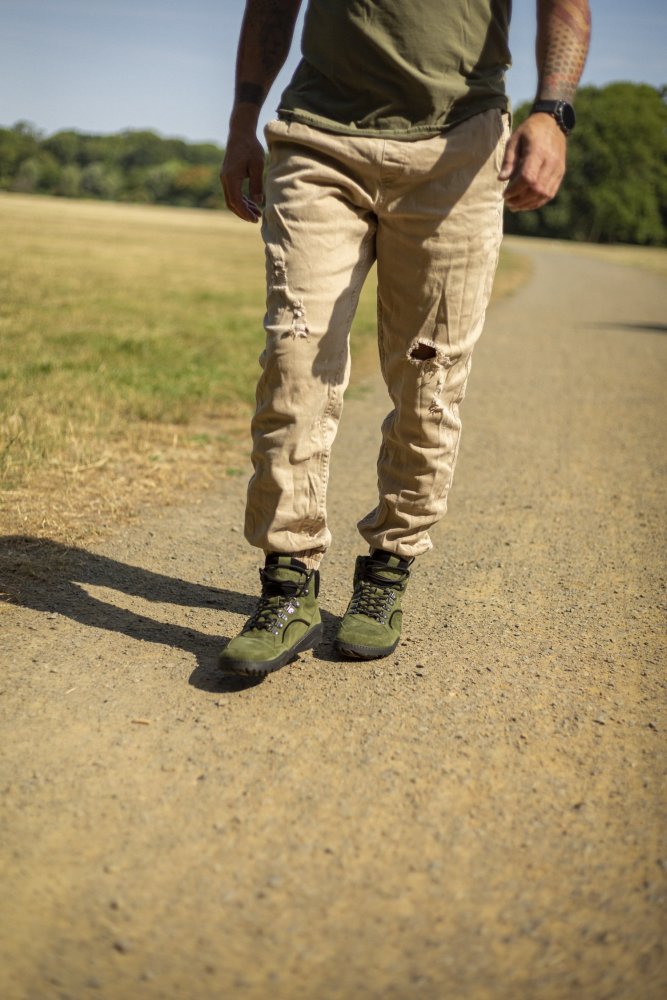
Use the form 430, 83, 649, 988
264, 549, 323, 571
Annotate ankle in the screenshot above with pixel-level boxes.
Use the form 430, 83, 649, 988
369, 548, 414, 570
265, 549, 323, 571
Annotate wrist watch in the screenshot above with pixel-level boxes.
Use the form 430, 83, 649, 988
531, 99, 576, 136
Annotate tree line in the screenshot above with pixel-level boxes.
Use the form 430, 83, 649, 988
1, 82, 665, 244
0, 124, 226, 209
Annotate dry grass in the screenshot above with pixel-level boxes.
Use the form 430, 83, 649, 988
1, 193, 530, 546
1, 195, 282, 543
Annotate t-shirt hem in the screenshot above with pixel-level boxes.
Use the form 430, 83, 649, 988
277, 97, 509, 140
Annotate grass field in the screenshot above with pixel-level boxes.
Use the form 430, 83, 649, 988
0, 193, 531, 541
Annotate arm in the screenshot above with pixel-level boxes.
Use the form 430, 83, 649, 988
500, 0, 591, 212
220, 0, 303, 222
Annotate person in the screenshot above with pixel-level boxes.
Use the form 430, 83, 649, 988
218, 0, 591, 676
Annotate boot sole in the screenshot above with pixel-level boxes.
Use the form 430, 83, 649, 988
334, 637, 399, 660
220, 623, 324, 677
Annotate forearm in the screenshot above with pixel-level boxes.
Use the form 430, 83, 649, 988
231, 0, 303, 130
501, 0, 590, 210
535, 0, 591, 103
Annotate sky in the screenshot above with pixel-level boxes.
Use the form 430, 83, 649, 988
0, 0, 664, 145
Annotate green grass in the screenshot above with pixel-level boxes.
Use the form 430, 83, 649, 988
0, 193, 529, 536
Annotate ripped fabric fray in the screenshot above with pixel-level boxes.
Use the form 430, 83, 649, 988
406, 339, 457, 414
289, 299, 310, 339
267, 243, 310, 340
427, 367, 447, 413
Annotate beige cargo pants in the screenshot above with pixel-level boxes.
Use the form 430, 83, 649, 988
245, 109, 509, 568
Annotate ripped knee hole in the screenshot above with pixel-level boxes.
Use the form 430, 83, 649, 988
409, 343, 438, 361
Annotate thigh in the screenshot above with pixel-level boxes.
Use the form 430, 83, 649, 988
376, 109, 509, 366
262, 120, 377, 377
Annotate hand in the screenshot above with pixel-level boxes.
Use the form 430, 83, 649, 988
220, 123, 265, 223
499, 113, 567, 212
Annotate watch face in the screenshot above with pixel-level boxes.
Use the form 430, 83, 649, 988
559, 102, 576, 132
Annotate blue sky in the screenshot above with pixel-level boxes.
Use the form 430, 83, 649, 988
0, 0, 664, 144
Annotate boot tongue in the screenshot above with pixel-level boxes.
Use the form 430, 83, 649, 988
369, 551, 411, 581
264, 555, 308, 589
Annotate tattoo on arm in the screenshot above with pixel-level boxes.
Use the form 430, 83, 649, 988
234, 0, 302, 108
536, 0, 591, 103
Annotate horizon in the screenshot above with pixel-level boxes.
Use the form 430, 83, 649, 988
3, 71, 664, 148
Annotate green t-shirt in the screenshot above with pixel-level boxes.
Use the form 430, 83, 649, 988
279, 0, 512, 138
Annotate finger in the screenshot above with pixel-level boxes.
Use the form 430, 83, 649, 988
505, 179, 553, 212
505, 178, 548, 211
506, 192, 550, 213
543, 160, 566, 200
503, 174, 532, 207
242, 194, 262, 223
221, 173, 241, 213
248, 156, 264, 208
498, 134, 520, 181
222, 174, 257, 223
504, 153, 557, 210
503, 131, 567, 210
504, 180, 540, 212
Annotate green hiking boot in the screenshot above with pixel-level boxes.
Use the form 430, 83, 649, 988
334, 550, 413, 660
219, 554, 323, 677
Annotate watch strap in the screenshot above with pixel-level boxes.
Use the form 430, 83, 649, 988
531, 99, 575, 136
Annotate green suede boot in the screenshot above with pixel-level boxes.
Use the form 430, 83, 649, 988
219, 555, 323, 676
334, 550, 413, 660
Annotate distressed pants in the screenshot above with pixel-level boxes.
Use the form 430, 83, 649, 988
245, 110, 509, 567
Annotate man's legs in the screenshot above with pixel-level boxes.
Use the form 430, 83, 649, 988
222, 112, 508, 671
245, 120, 377, 568
335, 110, 509, 658
221, 121, 377, 675
360, 109, 509, 556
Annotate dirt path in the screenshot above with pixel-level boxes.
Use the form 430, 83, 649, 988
1, 238, 666, 1000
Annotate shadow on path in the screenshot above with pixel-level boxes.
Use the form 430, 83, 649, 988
0, 536, 355, 691
0, 535, 261, 693
585, 321, 667, 336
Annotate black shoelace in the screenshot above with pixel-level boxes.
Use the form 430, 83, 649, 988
348, 559, 410, 623
243, 564, 311, 634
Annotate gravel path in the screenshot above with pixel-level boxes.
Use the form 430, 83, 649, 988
1, 237, 666, 999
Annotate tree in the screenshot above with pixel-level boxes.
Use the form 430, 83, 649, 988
57, 164, 82, 198
117, 130, 175, 169
80, 162, 123, 200
43, 130, 83, 166
11, 156, 41, 193
0, 123, 40, 187
171, 164, 222, 208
